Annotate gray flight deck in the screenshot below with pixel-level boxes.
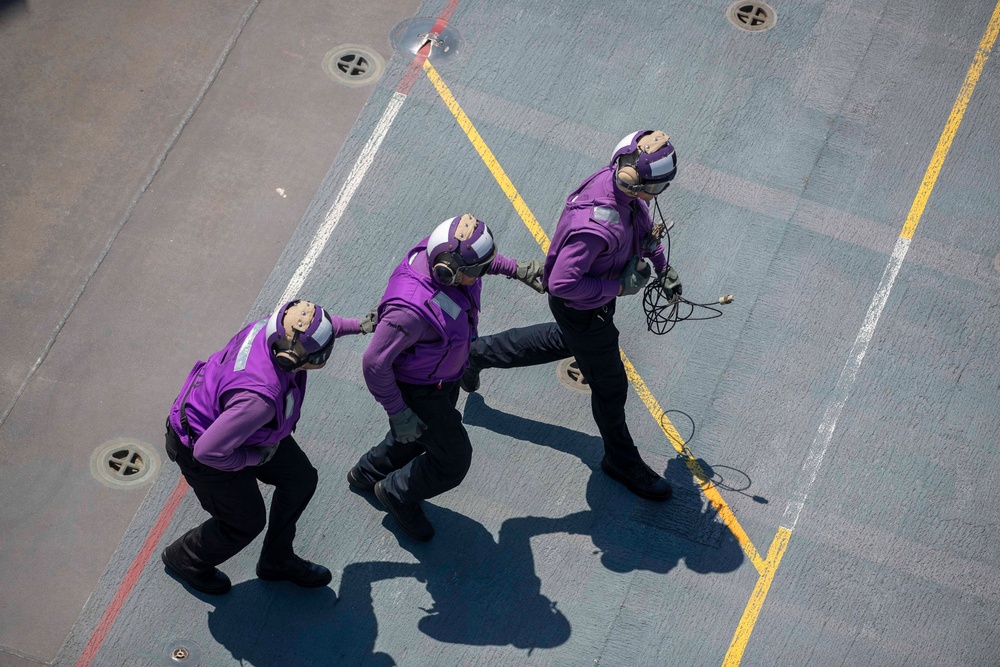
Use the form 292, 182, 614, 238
1, 0, 999, 665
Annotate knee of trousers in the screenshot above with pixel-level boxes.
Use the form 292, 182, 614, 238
469, 336, 488, 358
434, 444, 473, 487
287, 464, 319, 501
246, 510, 268, 540
302, 464, 319, 493
589, 372, 629, 401
577, 358, 628, 400
217, 507, 267, 544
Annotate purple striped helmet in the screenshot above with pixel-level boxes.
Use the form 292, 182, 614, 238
610, 130, 678, 195
266, 300, 335, 370
427, 214, 497, 285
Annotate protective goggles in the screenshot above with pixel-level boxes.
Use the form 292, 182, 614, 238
292, 319, 334, 366
458, 255, 495, 279
306, 339, 334, 366
615, 170, 672, 197
641, 180, 671, 195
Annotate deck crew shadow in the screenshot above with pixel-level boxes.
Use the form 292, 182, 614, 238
389, 504, 572, 650
463, 393, 745, 577
205, 562, 416, 667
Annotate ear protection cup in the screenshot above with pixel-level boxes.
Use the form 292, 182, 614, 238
615, 162, 644, 195
427, 214, 497, 286
433, 252, 461, 285
272, 338, 305, 371
610, 130, 677, 196
266, 300, 331, 371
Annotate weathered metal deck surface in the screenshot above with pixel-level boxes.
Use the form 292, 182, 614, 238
2, 0, 999, 665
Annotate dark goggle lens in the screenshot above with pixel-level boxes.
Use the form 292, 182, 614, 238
307, 341, 333, 365
642, 180, 671, 195
459, 256, 494, 278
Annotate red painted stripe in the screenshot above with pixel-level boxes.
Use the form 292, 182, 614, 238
396, 0, 461, 95
74, 478, 189, 667
74, 2, 463, 662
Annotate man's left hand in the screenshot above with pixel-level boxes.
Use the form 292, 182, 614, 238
359, 308, 378, 334
619, 256, 652, 296
660, 266, 682, 300
511, 259, 545, 293
256, 443, 280, 465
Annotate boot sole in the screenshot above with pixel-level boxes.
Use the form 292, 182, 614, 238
256, 565, 332, 588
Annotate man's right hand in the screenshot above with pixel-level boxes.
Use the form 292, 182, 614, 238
256, 443, 280, 465
389, 408, 427, 443
618, 256, 652, 296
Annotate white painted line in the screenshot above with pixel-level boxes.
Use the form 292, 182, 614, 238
781, 235, 912, 531
278, 91, 409, 306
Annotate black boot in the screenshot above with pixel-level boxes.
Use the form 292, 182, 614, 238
459, 366, 481, 392
347, 465, 380, 492
256, 555, 333, 588
600, 456, 672, 501
374, 480, 434, 541
161, 547, 231, 595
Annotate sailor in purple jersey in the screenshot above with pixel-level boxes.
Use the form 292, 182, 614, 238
347, 214, 545, 541
161, 299, 375, 595
462, 130, 682, 501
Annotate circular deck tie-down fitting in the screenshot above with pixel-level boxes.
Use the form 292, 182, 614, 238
90, 438, 159, 489
390, 17, 463, 63
726, 1, 777, 32
162, 640, 202, 665
323, 45, 385, 87
557, 358, 591, 394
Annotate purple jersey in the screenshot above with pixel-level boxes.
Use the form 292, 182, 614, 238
363, 240, 517, 415
544, 166, 666, 309
169, 315, 361, 470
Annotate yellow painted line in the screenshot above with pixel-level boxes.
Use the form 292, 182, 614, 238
722, 528, 792, 667
425, 1, 1000, 659
424, 1, 1000, 659
622, 352, 765, 572
901, 0, 1000, 239
423, 60, 551, 253
724, 3, 1000, 665
423, 58, 765, 574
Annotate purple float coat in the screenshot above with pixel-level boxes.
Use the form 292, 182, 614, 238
364, 239, 517, 415
543, 166, 667, 309
168, 315, 361, 470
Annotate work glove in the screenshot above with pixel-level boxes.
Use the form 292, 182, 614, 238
359, 307, 378, 334
510, 259, 545, 294
618, 256, 652, 296
641, 232, 662, 254
659, 265, 682, 300
256, 443, 280, 465
389, 407, 427, 444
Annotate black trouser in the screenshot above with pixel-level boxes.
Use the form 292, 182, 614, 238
467, 322, 572, 371
164, 422, 318, 569
355, 381, 472, 504
468, 298, 643, 468
547, 296, 643, 466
